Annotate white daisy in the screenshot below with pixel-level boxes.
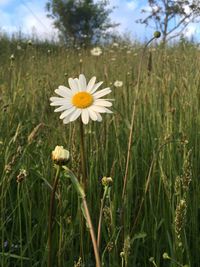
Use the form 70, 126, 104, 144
90, 47, 102, 56
50, 74, 113, 125
114, 80, 123, 88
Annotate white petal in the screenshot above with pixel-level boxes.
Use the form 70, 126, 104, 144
74, 78, 81, 91
88, 107, 98, 121
81, 109, 89, 124
68, 78, 78, 92
54, 104, 72, 112
79, 74, 87, 91
50, 100, 70, 106
93, 88, 111, 99
55, 86, 72, 97
92, 105, 113, 114
50, 96, 63, 102
103, 107, 113, 113
69, 109, 82, 122
63, 115, 71, 124
93, 99, 112, 107
90, 106, 107, 113
86, 76, 96, 92
96, 113, 102, 122
60, 106, 76, 119
90, 81, 103, 94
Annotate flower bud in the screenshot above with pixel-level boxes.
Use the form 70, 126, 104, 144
10, 54, 15, 61
52, 146, 70, 165
162, 252, 170, 260
154, 31, 161, 38
28, 40, 32, 46
101, 176, 113, 187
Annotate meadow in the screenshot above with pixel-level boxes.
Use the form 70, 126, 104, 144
0, 38, 200, 267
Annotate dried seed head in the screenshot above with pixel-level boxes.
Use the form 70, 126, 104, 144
16, 169, 27, 183
175, 199, 187, 240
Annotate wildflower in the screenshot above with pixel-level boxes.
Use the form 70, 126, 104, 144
50, 74, 113, 124
162, 252, 170, 260
101, 176, 113, 187
114, 80, 123, 88
17, 44, 22, 50
16, 169, 27, 183
112, 42, 119, 48
52, 146, 70, 165
27, 40, 32, 46
90, 47, 102, 56
10, 54, 15, 61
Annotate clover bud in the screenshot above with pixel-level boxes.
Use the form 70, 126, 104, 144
154, 31, 161, 38
52, 146, 70, 165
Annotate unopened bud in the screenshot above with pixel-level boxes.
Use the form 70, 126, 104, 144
154, 31, 161, 38
163, 252, 170, 260
52, 146, 70, 165
101, 176, 113, 187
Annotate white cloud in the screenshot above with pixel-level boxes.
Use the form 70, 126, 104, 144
126, 1, 137, 11
0, 1, 58, 40
184, 24, 197, 38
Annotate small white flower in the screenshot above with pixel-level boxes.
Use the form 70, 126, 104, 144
90, 47, 102, 56
111, 57, 116, 61
112, 42, 119, 48
114, 80, 123, 88
10, 54, 15, 60
27, 40, 32, 45
50, 74, 113, 125
17, 45, 22, 50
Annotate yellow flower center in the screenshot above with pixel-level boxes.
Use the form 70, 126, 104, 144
72, 92, 93, 108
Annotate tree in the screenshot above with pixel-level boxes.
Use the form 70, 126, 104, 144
137, 0, 200, 44
46, 0, 117, 45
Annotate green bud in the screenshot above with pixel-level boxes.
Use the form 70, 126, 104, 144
101, 176, 113, 187
154, 31, 161, 38
162, 252, 170, 260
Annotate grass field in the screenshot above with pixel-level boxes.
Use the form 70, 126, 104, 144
0, 39, 200, 267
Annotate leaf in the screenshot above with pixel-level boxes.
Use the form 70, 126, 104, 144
131, 232, 147, 244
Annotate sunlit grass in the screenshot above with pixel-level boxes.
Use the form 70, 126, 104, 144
0, 39, 200, 267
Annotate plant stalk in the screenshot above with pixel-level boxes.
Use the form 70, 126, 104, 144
48, 165, 60, 267
79, 119, 87, 190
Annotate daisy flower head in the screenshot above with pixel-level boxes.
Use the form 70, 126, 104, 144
114, 80, 123, 88
90, 47, 102, 56
50, 74, 113, 125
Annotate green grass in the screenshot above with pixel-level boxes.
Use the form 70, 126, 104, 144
0, 40, 200, 267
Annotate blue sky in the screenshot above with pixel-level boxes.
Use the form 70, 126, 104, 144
0, 0, 198, 41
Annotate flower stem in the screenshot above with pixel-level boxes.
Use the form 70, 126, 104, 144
63, 167, 101, 267
122, 36, 156, 201
48, 165, 60, 267
97, 186, 108, 249
79, 119, 87, 190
